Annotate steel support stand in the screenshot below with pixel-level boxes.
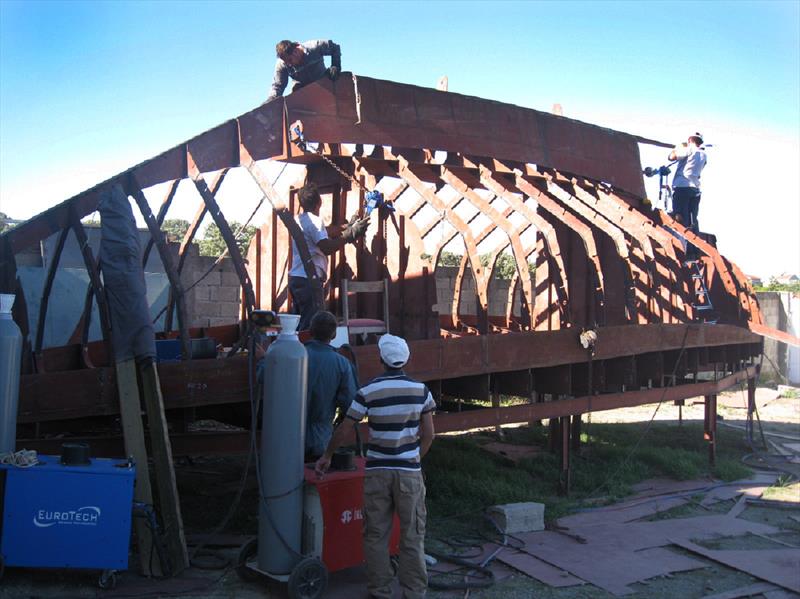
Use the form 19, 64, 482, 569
746, 377, 756, 446
570, 414, 582, 452
549, 411, 560, 454
559, 416, 571, 495
704, 394, 717, 468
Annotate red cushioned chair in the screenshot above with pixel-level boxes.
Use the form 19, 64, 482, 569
341, 278, 389, 342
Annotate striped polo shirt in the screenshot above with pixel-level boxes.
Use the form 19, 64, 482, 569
345, 371, 436, 471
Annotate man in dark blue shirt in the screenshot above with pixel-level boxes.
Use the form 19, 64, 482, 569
255, 310, 357, 458
303, 311, 358, 458
267, 39, 342, 102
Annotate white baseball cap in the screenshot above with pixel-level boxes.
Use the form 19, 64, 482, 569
378, 334, 410, 368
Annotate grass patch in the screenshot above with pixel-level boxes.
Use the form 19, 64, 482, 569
424, 421, 752, 532
456, 394, 534, 409
762, 479, 800, 503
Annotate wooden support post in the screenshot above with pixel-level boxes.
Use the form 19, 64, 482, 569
138, 359, 190, 574
559, 416, 571, 495
115, 359, 160, 577
704, 394, 717, 467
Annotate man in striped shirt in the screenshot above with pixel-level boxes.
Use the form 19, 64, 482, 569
315, 334, 435, 599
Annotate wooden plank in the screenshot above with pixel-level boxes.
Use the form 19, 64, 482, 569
115, 359, 160, 576
138, 360, 190, 574
345, 280, 386, 293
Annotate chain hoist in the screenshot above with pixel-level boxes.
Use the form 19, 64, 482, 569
289, 120, 394, 217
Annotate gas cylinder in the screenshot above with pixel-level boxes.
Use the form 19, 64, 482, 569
0, 294, 23, 454
258, 313, 307, 574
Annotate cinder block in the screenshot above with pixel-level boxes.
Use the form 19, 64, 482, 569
217, 301, 241, 318
209, 285, 239, 302
221, 271, 241, 287
195, 301, 219, 318
192, 285, 210, 301
487, 502, 545, 534
437, 292, 453, 304
193, 271, 220, 287
208, 317, 233, 327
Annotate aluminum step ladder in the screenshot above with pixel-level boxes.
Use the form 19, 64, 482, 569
688, 259, 718, 324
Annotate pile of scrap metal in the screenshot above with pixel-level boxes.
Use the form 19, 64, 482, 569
0, 75, 781, 465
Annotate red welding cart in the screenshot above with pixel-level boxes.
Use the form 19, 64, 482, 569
238, 457, 400, 599
303, 457, 400, 572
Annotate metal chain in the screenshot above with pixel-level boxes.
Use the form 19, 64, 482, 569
289, 118, 369, 192
299, 138, 367, 192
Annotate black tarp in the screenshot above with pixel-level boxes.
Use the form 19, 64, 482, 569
99, 184, 155, 362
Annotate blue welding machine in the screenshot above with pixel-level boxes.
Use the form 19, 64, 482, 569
0, 454, 135, 578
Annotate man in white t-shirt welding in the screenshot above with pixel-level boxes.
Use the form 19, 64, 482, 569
289, 183, 369, 330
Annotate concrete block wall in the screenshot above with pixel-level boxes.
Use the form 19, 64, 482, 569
434, 266, 521, 317
181, 247, 242, 329
757, 291, 800, 385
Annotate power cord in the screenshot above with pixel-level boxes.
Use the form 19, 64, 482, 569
0, 449, 39, 467
132, 502, 173, 578
584, 325, 693, 499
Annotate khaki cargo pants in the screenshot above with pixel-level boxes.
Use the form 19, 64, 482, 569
363, 469, 427, 599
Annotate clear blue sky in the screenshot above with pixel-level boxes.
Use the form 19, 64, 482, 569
1, 0, 798, 276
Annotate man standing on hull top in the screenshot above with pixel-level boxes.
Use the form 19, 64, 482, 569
266, 39, 341, 102
669, 132, 707, 255
316, 334, 436, 599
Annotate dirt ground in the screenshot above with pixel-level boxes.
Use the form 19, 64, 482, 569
0, 386, 797, 599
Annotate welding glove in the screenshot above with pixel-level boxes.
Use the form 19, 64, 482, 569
327, 66, 340, 81
342, 217, 369, 243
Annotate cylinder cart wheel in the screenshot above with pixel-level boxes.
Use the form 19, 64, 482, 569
98, 569, 117, 590
235, 538, 261, 582
287, 557, 328, 599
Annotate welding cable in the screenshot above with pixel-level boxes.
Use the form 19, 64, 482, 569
132, 502, 173, 578
426, 511, 523, 591
760, 351, 789, 384
584, 325, 694, 499
186, 332, 263, 570
89, 569, 228, 599
0, 449, 39, 467
740, 451, 799, 479
425, 553, 495, 591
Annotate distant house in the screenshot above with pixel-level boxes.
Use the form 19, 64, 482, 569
746, 274, 763, 287
776, 273, 800, 285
